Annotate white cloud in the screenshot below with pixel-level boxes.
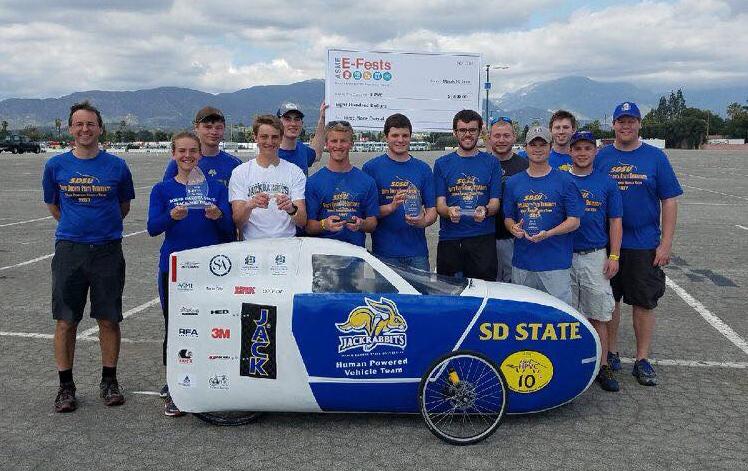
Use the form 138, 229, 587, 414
0, 0, 746, 99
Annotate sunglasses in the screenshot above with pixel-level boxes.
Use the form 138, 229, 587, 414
326, 120, 352, 128
489, 116, 513, 126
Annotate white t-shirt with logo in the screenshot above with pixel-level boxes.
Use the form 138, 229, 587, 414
229, 158, 306, 239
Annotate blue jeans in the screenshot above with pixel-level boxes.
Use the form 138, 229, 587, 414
377, 255, 430, 273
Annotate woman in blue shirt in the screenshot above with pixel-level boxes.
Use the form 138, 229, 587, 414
147, 131, 233, 416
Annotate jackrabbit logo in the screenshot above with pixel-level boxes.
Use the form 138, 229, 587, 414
336, 297, 408, 353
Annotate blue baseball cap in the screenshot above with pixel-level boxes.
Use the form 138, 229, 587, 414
613, 102, 641, 121
570, 131, 596, 146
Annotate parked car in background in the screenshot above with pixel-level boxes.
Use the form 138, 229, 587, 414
0, 135, 42, 154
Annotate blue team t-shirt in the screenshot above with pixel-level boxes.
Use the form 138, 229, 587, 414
433, 151, 503, 240
549, 150, 573, 172
162, 150, 241, 189
147, 179, 234, 273
42, 150, 135, 244
362, 154, 436, 257
568, 170, 623, 251
305, 167, 380, 247
503, 169, 585, 271
279, 142, 316, 176
595, 143, 683, 249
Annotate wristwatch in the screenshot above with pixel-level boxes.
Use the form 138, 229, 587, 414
287, 203, 299, 216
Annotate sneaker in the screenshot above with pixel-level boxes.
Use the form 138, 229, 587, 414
164, 396, 185, 417
100, 379, 126, 406
632, 358, 657, 386
607, 351, 621, 371
159, 384, 169, 399
596, 365, 620, 392
55, 383, 77, 413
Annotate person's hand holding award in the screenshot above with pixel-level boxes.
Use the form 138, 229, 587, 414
184, 166, 210, 209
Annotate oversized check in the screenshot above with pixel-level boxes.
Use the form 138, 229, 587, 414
325, 49, 481, 132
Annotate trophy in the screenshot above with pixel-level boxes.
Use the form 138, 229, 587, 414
460, 185, 478, 217
403, 183, 422, 218
525, 207, 542, 236
184, 167, 210, 209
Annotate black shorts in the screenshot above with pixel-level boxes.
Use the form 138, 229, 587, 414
610, 248, 665, 309
51, 240, 126, 323
437, 234, 498, 282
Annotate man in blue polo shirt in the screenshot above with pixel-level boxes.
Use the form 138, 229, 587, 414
596, 102, 683, 386
568, 131, 623, 392
434, 109, 502, 281
503, 126, 584, 304
277, 101, 326, 176
42, 102, 135, 413
363, 113, 436, 271
305, 121, 379, 247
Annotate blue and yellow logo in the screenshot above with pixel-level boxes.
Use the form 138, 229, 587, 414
336, 297, 407, 353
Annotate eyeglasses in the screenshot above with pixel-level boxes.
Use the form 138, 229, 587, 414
455, 127, 480, 135
326, 120, 352, 128
489, 116, 513, 126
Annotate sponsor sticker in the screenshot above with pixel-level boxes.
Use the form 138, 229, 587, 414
270, 254, 288, 276
177, 349, 193, 365
210, 308, 231, 316
178, 328, 199, 338
178, 374, 193, 388
240, 303, 277, 379
240, 254, 261, 277
234, 286, 256, 295
176, 282, 194, 292
208, 374, 229, 390
207, 354, 236, 361
211, 327, 231, 339
500, 350, 554, 394
180, 306, 199, 316
210, 255, 232, 276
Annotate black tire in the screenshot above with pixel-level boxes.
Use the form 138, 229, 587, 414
419, 351, 507, 445
11, 147, 17, 154
192, 411, 263, 426
34, 146, 40, 153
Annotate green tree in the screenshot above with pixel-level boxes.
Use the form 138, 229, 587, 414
724, 100, 748, 140
54, 118, 62, 138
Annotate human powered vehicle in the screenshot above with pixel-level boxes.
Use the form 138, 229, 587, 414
167, 238, 600, 445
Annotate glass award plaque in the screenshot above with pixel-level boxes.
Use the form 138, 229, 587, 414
184, 167, 210, 209
460, 186, 478, 217
525, 208, 541, 236
403, 183, 422, 218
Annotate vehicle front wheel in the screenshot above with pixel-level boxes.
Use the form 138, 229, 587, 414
419, 351, 507, 445
192, 411, 263, 426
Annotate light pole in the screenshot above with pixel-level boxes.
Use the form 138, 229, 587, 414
484, 65, 510, 127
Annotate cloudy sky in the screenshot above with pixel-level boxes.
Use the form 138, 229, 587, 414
0, 0, 746, 101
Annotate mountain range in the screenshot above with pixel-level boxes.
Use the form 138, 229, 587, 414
1, 76, 746, 130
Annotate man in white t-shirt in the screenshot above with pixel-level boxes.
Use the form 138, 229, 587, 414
229, 115, 307, 239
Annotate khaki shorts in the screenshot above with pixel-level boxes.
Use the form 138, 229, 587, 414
571, 249, 614, 322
